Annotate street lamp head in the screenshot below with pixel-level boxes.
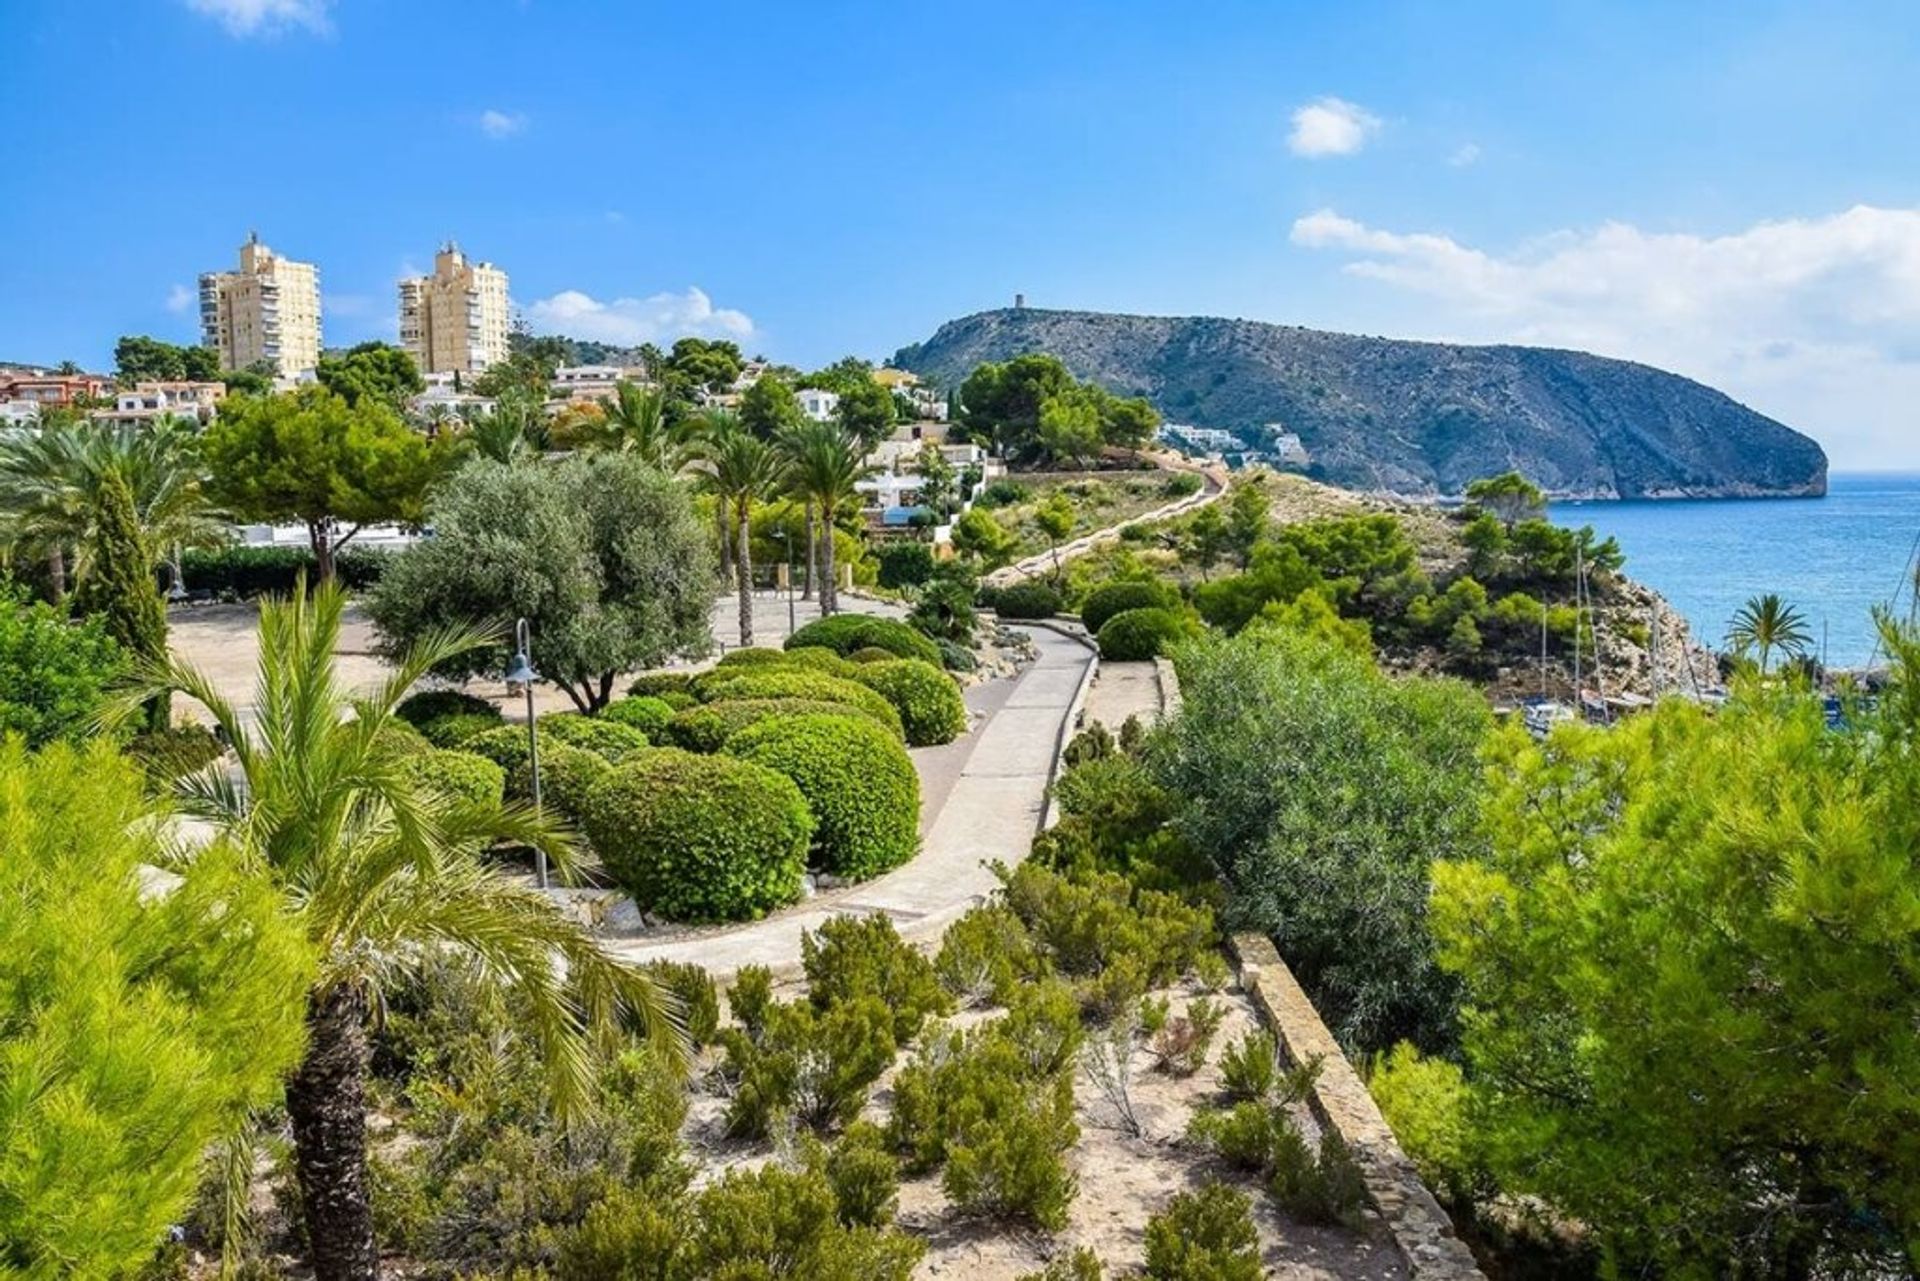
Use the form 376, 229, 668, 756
505, 649, 537, 688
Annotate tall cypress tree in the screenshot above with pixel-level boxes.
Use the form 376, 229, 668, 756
73, 468, 169, 730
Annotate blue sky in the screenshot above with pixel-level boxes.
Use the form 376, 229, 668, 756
5, 1, 1920, 466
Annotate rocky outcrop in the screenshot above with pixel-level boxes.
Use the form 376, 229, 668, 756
894, 308, 1829, 499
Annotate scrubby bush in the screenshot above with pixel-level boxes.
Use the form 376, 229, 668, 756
1367, 1041, 1482, 1206
694, 668, 904, 738
667, 697, 895, 754
819, 1120, 900, 1229
1096, 606, 1188, 661
678, 1162, 923, 1279
786, 614, 943, 666
1143, 1183, 1261, 1281
418, 711, 505, 748
726, 716, 920, 880
510, 742, 615, 820
936, 637, 978, 672
400, 748, 507, 806
538, 711, 650, 761
935, 904, 1043, 1007
461, 724, 530, 775
1220, 1030, 1280, 1103
1080, 580, 1175, 635
600, 695, 676, 738
1270, 1126, 1367, 1227
999, 977, 1085, 1078
397, 688, 499, 729
728, 965, 774, 1042
1020, 1248, 1105, 1281
851, 659, 968, 746
721, 995, 897, 1137
1149, 996, 1224, 1076
876, 540, 937, 589
851, 645, 897, 663
642, 960, 719, 1048
627, 671, 694, 700
801, 914, 951, 1043
1187, 1100, 1284, 1173
582, 749, 811, 923
124, 723, 225, 781
999, 862, 1214, 1019
992, 581, 1064, 620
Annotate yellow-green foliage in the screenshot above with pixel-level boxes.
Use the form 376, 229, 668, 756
1367, 1042, 1478, 1205
850, 659, 969, 746
0, 740, 310, 1274
725, 715, 920, 879
693, 668, 905, 739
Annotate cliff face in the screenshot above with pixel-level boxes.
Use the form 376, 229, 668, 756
893, 308, 1829, 499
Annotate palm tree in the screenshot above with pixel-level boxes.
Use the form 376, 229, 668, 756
113, 584, 676, 1281
0, 414, 222, 599
1727, 592, 1814, 675
594, 381, 692, 470
778, 420, 869, 616
697, 423, 782, 646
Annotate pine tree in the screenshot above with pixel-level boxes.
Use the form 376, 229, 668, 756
73, 467, 169, 729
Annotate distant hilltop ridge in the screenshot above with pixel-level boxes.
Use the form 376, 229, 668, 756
893, 307, 1829, 499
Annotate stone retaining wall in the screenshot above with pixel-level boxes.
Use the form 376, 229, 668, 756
1230, 934, 1484, 1280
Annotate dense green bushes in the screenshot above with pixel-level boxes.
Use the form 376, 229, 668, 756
851, 659, 968, 746
665, 697, 887, 754
396, 688, 498, 729
600, 694, 676, 738
0, 587, 124, 747
786, 614, 943, 665
124, 723, 225, 781
511, 742, 614, 820
989, 581, 1064, 620
626, 671, 695, 701
800, 914, 951, 1043
179, 543, 392, 596
876, 540, 937, 589
1080, 580, 1176, 635
693, 668, 905, 738
725, 715, 920, 879
1096, 606, 1189, 661
1143, 1183, 1262, 1281
582, 749, 811, 922
538, 711, 650, 761
399, 748, 507, 806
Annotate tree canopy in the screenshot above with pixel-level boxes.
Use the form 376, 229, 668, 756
114, 334, 219, 384
315, 341, 426, 410
366, 453, 715, 711
202, 387, 440, 580
956, 355, 1159, 464
0, 739, 311, 1276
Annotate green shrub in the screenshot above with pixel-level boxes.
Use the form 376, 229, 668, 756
0, 588, 124, 748
721, 995, 897, 1136
1270, 1126, 1367, 1227
178, 544, 391, 596
418, 711, 505, 748
655, 689, 697, 711
991, 581, 1063, 620
1019, 1248, 1105, 1281
820, 1120, 900, 1228
666, 697, 895, 754
1367, 1041, 1481, 1205
397, 688, 499, 728
1187, 1101, 1282, 1173
786, 614, 943, 666
936, 638, 978, 672
1220, 1030, 1280, 1103
998, 863, 1214, 1019
124, 724, 224, 780
399, 749, 507, 806
1080, 581, 1175, 635
728, 965, 774, 1042
1143, 1183, 1261, 1281
1149, 996, 1224, 1076
876, 541, 937, 589
600, 695, 676, 738
461, 724, 530, 775
908, 576, 978, 644
935, 904, 1043, 1007
801, 914, 951, 1043
538, 712, 650, 762
627, 671, 694, 700
725, 716, 920, 880
850, 645, 897, 663
851, 659, 968, 747
694, 668, 904, 739
999, 978, 1085, 1078
781, 645, 864, 679
581, 749, 811, 923
641, 960, 720, 1048
506, 742, 614, 819
1096, 607, 1188, 661
716, 646, 791, 668
679, 1162, 923, 1280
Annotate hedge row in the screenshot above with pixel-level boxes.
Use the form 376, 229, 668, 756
179, 544, 391, 596
785, 615, 942, 667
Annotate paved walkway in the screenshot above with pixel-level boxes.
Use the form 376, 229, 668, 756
602, 623, 1095, 978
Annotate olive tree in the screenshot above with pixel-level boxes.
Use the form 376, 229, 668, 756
367, 453, 715, 712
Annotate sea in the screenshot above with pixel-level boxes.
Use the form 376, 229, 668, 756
1549, 472, 1920, 669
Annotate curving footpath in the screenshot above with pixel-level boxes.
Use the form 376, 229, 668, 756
601, 623, 1096, 979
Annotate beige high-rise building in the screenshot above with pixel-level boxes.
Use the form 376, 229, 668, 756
398, 242, 511, 376
199, 232, 322, 379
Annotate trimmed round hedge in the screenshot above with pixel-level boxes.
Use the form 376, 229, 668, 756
990, 581, 1064, 620
399, 748, 507, 806
778, 646, 863, 679
537, 712, 650, 762
509, 741, 614, 821
377, 720, 434, 757
462, 724, 530, 776
692, 669, 904, 739
1081, 581, 1177, 637
601, 695, 676, 738
1096, 606, 1189, 661
715, 647, 791, 668
725, 714, 920, 880
397, 688, 499, 728
850, 646, 897, 664
665, 697, 891, 754
418, 711, 505, 748
582, 748, 811, 923
851, 659, 968, 747
785, 614, 942, 666
627, 671, 695, 701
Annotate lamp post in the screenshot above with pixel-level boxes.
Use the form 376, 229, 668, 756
504, 617, 546, 889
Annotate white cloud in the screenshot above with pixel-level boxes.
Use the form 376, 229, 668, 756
1447, 143, 1481, 168
1287, 97, 1381, 157
523, 287, 754, 346
477, 109, 528, 140
165, 283, 194, 313
182, 0, 331, 36
1288, 204, 1920, 467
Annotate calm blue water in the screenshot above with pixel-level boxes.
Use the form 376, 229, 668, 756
1550, 473, 1920, 668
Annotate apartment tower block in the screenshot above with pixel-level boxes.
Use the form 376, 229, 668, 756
398, 242, 510, 375
199, 232, 322, 379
